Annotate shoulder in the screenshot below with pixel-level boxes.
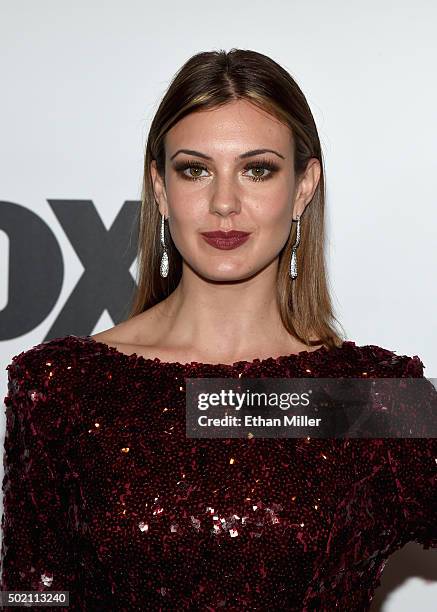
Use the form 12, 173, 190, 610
339, 340, 426, 377
4, 335, 96, 430
5, 334, 94, 383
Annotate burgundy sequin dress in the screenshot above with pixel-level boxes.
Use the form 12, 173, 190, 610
1, 334, 436, 611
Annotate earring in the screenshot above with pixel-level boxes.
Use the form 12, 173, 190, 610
289, 214, 301, 280
159, 213, 169, 278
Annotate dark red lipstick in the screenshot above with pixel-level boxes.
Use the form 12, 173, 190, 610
200, 230, 252, 250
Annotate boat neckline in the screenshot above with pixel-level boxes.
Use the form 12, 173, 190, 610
77, 334, 352, 370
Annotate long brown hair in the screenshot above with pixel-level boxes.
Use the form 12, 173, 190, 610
128, 48, 345, 350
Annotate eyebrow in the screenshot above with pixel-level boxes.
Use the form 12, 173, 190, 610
169, 148, 286, 161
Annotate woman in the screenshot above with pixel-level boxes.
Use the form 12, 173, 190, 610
1, 49, 435, 611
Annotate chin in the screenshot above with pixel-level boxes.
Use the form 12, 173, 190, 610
202, 265, 261, 283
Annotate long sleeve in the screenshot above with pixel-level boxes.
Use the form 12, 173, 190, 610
384, 355, 437, 550
0, 352, 77, 607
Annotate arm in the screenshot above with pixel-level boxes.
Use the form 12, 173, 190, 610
0, 352, 77, 604
384, 355, 437, 549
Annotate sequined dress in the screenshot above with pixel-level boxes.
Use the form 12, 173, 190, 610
1, 334, 436, 611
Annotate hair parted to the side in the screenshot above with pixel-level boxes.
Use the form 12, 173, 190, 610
127, 48, 346, 350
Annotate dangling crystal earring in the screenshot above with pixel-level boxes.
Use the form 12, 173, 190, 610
159, 213, 169, 278
289, 214, 301, 280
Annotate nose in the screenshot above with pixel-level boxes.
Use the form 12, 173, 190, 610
208, 174, 242, 217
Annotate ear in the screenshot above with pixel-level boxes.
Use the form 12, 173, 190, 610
150, 159, 169, 218
292, 158, 321, 218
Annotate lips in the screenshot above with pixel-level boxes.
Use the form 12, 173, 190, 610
200, 230, 251, 239
200, 230, 251, 250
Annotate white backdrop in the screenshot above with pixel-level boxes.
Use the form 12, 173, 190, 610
1, 1, 436, 609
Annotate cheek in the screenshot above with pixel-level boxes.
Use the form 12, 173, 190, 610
251, 179, 292, 217
250, 199, 293, 257
252, 194, 293, 236
166, 203, 203, 251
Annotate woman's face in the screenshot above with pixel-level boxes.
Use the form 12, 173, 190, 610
151, 98, 319, 281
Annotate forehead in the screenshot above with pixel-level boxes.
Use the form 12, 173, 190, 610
165, 99, 292, 157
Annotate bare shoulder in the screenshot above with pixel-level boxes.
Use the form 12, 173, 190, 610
90, 306, 171, 360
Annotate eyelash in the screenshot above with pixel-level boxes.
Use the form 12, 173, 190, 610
173, 158, 279, 182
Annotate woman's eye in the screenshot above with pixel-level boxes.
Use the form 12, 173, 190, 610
183, 166, 209, 180
244, 166, 271, 181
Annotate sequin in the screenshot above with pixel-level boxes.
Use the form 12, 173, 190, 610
0, 334, 436, 611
